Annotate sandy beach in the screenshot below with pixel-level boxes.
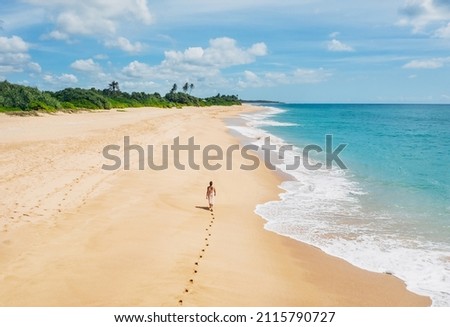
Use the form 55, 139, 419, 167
0, 105, 431, 306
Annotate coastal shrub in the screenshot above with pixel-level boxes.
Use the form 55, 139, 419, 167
0, 80, 242, 112
204, 94, 241, 106
0, 81, 62, 111
164, 92, 201, 106
52, 88, 111, 109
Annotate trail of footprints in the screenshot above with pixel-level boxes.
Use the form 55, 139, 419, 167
178, 209, 216, 306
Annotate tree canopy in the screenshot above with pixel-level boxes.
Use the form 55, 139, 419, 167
0, 80, 241, 112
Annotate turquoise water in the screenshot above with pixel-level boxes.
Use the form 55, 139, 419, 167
229, 104, 450, 306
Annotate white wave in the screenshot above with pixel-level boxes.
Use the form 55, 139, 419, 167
258, 189, 450, 306
248, 120, 300, 127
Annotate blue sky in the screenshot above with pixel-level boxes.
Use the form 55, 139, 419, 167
0, 0, 449, 103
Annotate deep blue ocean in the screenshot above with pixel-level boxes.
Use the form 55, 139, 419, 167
229, 103, 450, 306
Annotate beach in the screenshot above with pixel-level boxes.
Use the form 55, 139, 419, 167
0, 105, 431, 306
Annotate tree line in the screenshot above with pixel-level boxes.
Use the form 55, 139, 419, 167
0, 80, 241, 112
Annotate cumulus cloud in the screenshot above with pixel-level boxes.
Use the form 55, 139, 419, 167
105, 37, 144, 53
163, 37, 267, 70
26, 0, 152, 47
0, 35, 41, 74
248, 43, 268, 56
403, 57, 450, 68
122, 37, 268, 81
327, 39, 354, 52
0, 35, 29, 52
119, 37, 269, 94
119, 37, 330, 93
43, 73, 78, 85
122, 60, 156, 78
70, 58, 102, 73
398, 0, 450, 35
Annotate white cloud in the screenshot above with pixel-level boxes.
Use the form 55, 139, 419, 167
0, 35, 29, 53
45, 30, 70, 41
24, 0, 153, 46
248, 43, 268, 56
43, 73, 78, 85
327, 39, 354, 52
28, 62, 42, 73
122, 60, 156, 78
105, 37, 145, 53
122, 37, 268, 81
237, 70, 265, 88
64, 36, 328, 94
70, 58, 102, 73
56, 10, 116, 36
162, 37, 267, 70
434, 22, 450, 37
0, 35, 40, 75
398, 0, 450, 34
120, 37, 268, 94
403, 57, 450, 68
243, 70, 260, 82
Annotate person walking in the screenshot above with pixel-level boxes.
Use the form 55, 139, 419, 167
206, 181, 216, 211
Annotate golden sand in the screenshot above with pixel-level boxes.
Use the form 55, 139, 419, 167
0, 106, 430, 306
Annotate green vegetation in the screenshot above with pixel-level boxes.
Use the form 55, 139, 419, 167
0, 80, 241, 113
0, 81, 61, 112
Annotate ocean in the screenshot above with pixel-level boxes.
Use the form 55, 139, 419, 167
228, 103, 450, 306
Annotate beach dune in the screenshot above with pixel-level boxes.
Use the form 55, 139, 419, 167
0, 106, 430, 306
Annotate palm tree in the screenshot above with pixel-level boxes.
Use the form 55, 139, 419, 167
108, 81, 120, 92
189, 83, 194, 94
182, 82, 189, 93
170, 83, 177, 93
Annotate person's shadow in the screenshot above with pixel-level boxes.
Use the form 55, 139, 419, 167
195, 206, 210, 211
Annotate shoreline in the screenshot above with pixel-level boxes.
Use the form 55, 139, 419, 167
0, 105, 430, 306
